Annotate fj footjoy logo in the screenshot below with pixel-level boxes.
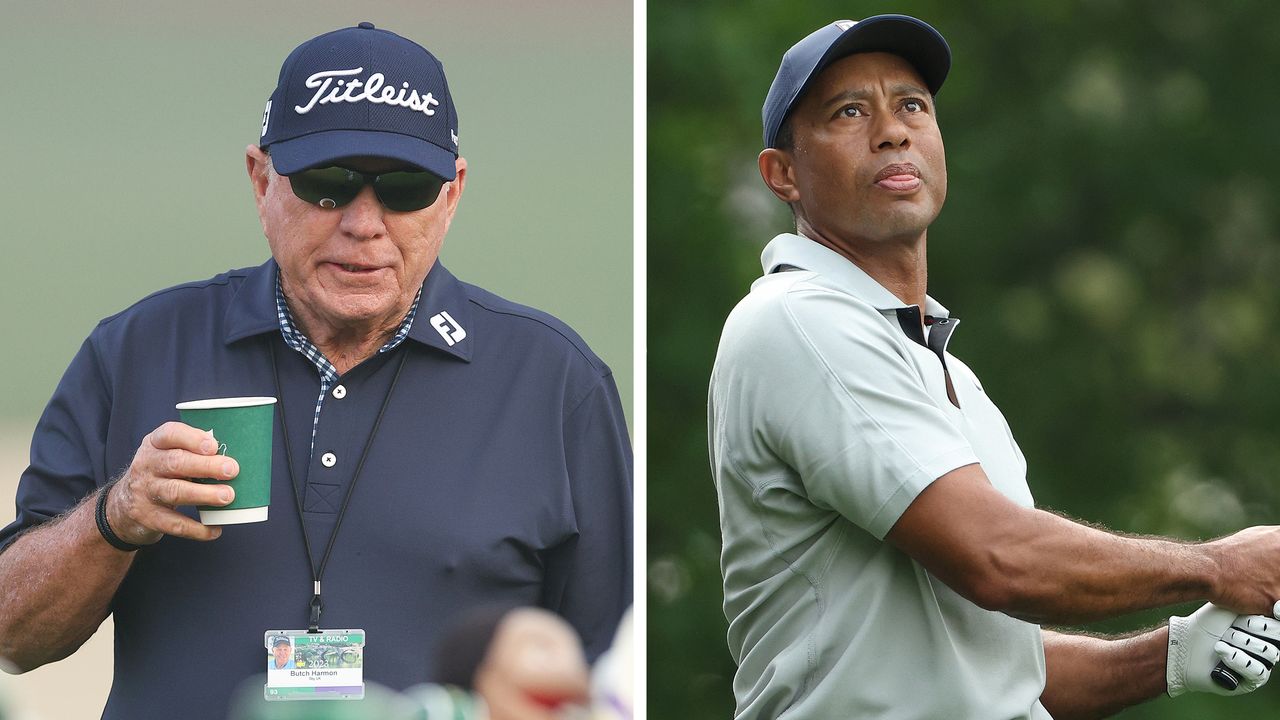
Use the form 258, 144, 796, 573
261, 100, 272, 137
295, 67, 441, 117
451, 129, 459, 146
429, 311, 466, 346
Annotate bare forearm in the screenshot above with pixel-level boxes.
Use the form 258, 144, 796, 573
1041, 627, 1168, 719
989, 509, 1217, 625
0, 491, 133, 672
1, 424, 241, 671
888, 467, 1225, 624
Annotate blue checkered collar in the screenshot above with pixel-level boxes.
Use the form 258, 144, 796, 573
274, 272, 421, 380
223, 258, 474, 362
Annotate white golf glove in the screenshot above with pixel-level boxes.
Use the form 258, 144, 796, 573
1167, 602, 1280, 697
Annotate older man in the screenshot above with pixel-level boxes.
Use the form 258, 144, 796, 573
0, 23, 631, 719
269, 636, 294, 671
710, 15, 1280, 719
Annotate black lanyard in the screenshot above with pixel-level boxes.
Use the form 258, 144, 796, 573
269, 339, 409, 632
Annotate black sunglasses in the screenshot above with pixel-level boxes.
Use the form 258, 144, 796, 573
284, 166, 447, 212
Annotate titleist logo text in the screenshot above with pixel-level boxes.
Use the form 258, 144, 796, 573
295, 68, 440, 116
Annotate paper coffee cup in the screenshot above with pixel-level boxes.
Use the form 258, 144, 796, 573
175, 396, 277, 525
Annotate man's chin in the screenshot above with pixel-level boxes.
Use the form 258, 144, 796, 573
314, 297, 406, 330
860, 204, 939, 243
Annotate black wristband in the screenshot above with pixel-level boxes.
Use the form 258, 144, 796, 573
95, 483, 143, 552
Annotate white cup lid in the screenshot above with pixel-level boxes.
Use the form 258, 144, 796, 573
175, 396, 278, 410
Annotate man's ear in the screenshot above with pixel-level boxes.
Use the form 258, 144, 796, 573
245, 145, 274, 230
245, 145, 271, 209
442, 156, 467, 227
758, 148, 800, 203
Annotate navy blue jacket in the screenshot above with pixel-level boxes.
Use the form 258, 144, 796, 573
0, 259, 632, 719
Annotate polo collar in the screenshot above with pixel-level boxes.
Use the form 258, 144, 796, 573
760, 233, 951, 319
224, 259, 473, 362
224, 259, 283, 344
405, 262, 473, 362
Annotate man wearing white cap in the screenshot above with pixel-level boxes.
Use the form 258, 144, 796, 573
711, 14, 1280, 719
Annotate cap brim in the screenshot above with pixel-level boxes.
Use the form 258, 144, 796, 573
267, 129, 458, 180
814, 15, 950, 97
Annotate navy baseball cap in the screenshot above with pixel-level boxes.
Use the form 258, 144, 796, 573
259, 22, 459, 180
762, 15, 951, 148
271, 635, 290, 647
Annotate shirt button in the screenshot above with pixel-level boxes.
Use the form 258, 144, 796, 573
321, 452, 337, 468
332, 385, 347, 399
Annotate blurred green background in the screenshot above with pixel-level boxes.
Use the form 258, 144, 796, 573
0, 0, 632, 426
650, 1, 1280, 718
0, 2, 630, 718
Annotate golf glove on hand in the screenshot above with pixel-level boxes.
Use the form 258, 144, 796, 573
1167, 602, 1280, 697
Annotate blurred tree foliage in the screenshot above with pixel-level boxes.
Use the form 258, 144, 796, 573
649, 1, 1280, 717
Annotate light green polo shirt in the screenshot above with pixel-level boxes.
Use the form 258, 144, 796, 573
709, 233, 1051, 720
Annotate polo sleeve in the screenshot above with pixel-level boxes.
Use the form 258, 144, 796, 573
772, 287, 978, 539
539, 372, 632, 661
0, 333, 112, 551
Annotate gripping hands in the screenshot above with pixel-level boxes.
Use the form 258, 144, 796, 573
1167, 602, 1280, 697
103, 422, 238, 546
